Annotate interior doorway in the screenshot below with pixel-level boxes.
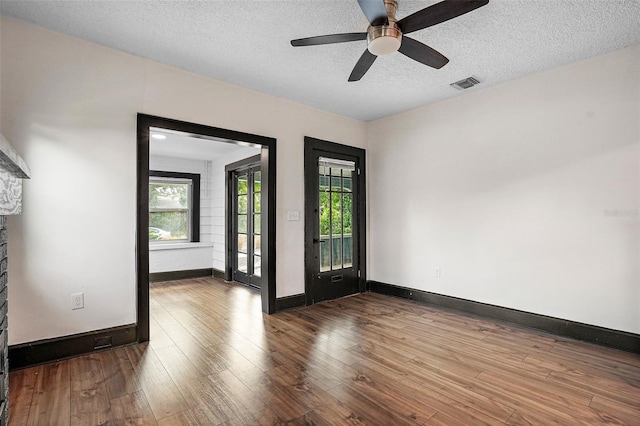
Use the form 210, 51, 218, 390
137, 114, 277, 343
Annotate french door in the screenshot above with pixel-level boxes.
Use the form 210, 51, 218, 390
231, 160, 262, 288
304, 137, 366, 304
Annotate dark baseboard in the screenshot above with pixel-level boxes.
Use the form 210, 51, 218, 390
369, 281, 640, 355
275, 293, 306, 312
149, 268, 213, 283
9, 324, 137, 370
212, 268, 226, 280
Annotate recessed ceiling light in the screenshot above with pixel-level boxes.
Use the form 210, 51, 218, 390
151, 134, 167, 140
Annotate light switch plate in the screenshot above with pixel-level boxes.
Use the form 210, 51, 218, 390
287, 210, 300, 221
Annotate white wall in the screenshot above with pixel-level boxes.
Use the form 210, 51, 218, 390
209, 147, 261, 273
1, 17, 366, 345
367, 44, 640, 334
3, 16, 637, 346
148, 154, 213, 274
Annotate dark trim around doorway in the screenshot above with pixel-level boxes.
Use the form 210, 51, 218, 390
137, 114, 277, 343
303, 136, 367, 306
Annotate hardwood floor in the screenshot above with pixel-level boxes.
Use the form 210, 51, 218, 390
9, 277, 640, 425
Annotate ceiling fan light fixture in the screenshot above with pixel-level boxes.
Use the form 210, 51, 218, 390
290, 0, 490, 81
368, 35, 401, 56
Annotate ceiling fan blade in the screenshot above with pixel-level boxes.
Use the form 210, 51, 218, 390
291, 32, 367, 47
349, 50, 377, 81
397, 0, 489, 35
357, 0, 389, 26
398, 37, 449, 69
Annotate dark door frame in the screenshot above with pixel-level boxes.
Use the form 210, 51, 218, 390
304, 136, 367, 305
137, 114, 277, 342
225, 154, 262, 287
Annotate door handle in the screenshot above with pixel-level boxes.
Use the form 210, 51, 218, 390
313, 238, 320, 244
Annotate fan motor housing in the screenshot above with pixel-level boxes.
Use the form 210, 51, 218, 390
367, 0, 402, 56
367, 23, 402, 56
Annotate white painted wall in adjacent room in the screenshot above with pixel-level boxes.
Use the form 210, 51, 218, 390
148, 155, 213, 273
149, 242, 213, 274
367, 44, 640, 334
2, 17, 366, 345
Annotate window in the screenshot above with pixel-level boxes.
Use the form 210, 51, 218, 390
149, 171, 200, 242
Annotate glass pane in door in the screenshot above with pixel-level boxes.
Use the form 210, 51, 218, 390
319, 240, 330, 272
238, 175, 248, 194
254, 171, 261, 192
238, 234, 247, 253
331, 192, 342, 234
343, 192, 352, 268
251, 169, 261, 279
238, 195, 247, 214
332, 235, 343, 269
317, 158, 355, 272
238, 253, 248, 273
343, 237, 352, 268
254, 256, 261, 277
318, 179, 331, 272
254, 235, 261, 256
238, 215, 247, 233
254, 214, 261, 234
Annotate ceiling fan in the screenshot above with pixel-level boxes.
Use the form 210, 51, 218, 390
291, 0, 489, 81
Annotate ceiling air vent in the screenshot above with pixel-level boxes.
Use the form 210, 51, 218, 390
450, 76, 480, 90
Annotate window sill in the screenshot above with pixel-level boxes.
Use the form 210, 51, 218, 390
149, 242, 213, 251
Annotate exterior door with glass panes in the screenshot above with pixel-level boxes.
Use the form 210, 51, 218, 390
232, 164, 262, 288
305, 151, 362, 304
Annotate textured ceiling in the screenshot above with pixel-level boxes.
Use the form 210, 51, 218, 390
2, 0, 640, 121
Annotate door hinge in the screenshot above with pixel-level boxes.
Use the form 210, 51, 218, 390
358, 270, 361, 277
357, 168, 361, 175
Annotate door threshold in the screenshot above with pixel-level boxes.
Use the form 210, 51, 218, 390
231, 281, 261, 292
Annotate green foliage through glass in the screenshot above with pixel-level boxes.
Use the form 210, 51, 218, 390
149, 211, 188, 240
318, 164, 354, 271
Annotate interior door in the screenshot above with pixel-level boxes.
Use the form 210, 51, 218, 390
232, 163, 262, 288
305, 138, 366, 304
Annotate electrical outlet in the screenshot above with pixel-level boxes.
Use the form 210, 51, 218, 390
434, 268, 442, 278
72, 293, 84, 310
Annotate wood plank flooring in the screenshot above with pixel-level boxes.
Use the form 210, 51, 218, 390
9, 277, 640, 425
